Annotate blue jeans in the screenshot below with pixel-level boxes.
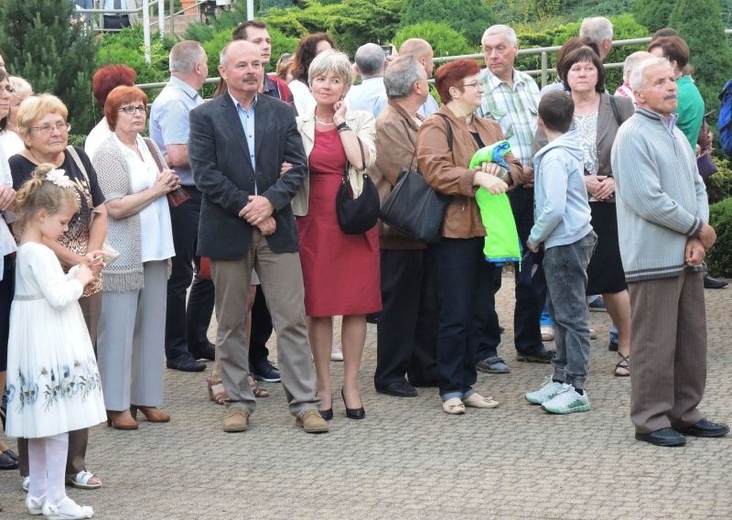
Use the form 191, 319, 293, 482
540, 305, 554, 327
434, 237, 499, 400
543, 232, 597, 390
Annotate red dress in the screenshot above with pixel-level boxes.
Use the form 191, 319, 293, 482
297, 128, 381, 317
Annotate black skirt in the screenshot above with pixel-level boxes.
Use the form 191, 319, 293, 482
586, 202, 627, 295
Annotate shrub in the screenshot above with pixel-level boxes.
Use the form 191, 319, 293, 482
393, 22, 474, 58
707, 156, 732, 204
707, 197, 732, 277
399, 0, 494, 45
97, 25, 177, 86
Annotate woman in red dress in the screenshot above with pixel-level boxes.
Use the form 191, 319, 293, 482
293, 50, 380, 421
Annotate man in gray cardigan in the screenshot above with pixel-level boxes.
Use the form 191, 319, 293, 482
612, 57, 728, 447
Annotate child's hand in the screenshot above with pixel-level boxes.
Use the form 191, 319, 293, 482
75, 264, 95, 286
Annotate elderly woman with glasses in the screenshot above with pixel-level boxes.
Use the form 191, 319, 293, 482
9, 93, 107, 489
416, 58, 523, 415
92, 86, 177, 430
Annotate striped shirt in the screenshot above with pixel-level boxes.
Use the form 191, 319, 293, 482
477, 68, 540, 165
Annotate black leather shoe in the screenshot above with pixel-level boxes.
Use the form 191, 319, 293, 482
2, 449, 18, 462
166, 356, 206, 372
635, 428, 687, 447
375, 380, 418, 397
319, 408, 333, 421
608, 340, 618, 352
341, 388, 365, 420
704, 275, 729, 289
190, 342, 216, 361
675, 418, 730, 438
516, 347, 554, 363
0, 451, 19, 470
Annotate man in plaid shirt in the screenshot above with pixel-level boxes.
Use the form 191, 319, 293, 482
476, 24, 553, 372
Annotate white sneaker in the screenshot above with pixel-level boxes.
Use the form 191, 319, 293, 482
330, 343, 343, 362
541, 385, 591, 414
525, 378, 565, 405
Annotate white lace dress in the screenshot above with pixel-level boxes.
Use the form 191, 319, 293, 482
5, 242, 107, 438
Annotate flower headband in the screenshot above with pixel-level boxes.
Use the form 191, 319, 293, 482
45, 169, 75, 189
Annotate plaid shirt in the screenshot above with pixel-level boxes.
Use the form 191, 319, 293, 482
614, 81, 636, 105
477, 68, 540, 166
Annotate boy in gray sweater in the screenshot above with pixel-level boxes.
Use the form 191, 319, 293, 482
525, 91, 597, 414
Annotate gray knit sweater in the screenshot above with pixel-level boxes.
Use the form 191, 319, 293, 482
92, 135, 167, 292
611, 108, 708, 282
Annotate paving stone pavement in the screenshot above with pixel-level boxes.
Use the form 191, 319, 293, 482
1, 273, 731, 519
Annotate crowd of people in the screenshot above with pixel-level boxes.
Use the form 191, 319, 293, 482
0, 13, 730, 518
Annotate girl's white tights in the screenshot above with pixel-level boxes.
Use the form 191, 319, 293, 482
28, 432, 69, 505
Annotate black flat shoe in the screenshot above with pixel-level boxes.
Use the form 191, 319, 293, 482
635, 427, 686, 447
2, 449, 18, 462
704, 275, 728, 289
319, 408, 333, 421
675, 418, 730, 438
341, 388, 365, 420
375, 380, 418, 398
0, 451, 19, 470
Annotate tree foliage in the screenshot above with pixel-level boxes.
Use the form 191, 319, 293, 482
400, 0, 495, 45
669, 0, 732, 116
631, 0, 675, 33
0, 0, 98, 134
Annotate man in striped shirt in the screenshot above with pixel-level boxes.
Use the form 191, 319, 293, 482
477, 24, 553, 372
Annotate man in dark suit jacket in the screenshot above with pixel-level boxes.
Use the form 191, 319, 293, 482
188, 40, 328, 434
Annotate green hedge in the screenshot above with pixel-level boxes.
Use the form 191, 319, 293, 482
708, 197, 732, 277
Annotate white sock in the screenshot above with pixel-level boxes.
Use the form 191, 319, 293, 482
27, 437, 48, 498
44, 433, 69, 506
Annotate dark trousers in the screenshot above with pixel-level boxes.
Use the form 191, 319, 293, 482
165, 188, 215, 361
249, 284, 272, 363
509, 187, 546, 353
435, 237, 500, 399
19, 429, 87, 477
374, 248, 438, 388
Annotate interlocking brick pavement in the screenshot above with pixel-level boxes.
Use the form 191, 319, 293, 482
1, 273, 730, 519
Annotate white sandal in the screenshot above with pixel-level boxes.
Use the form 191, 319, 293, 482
42, 497, 94, 520
25, 493, 45, 515
65, 470, 102, 490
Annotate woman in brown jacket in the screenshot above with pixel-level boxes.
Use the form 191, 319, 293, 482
416, 59, 523, 415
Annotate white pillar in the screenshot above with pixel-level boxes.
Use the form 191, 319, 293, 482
158, 0, 165, 35
143, 0, 151, 64
247, 0, 254, 20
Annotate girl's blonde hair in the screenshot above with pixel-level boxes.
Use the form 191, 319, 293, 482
14, 163, 79, 237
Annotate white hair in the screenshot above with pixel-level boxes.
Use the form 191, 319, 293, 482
629, 57, 670, 92
482, 25, 517, 46
622, 51, 654, 80
580, 17, 613, 46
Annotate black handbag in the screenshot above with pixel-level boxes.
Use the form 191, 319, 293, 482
379, 163, 450, 244
378, 115, 453, 244
335, 137, 380, 234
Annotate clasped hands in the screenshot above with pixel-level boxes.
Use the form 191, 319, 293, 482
686, 223, 717, 267
585, 175, 615, 201
155, 168, 181, 195
239, 195, 276, 236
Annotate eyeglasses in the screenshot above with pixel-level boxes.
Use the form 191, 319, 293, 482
31, 122, 71, 134
0, 86, 14, 95
118, 105, 147, 115
462, 81, 481, 89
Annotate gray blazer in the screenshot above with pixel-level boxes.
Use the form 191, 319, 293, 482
189, 93, 308, 259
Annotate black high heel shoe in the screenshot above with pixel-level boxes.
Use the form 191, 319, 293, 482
341, 388, 365, 420
319, 408, 333, 421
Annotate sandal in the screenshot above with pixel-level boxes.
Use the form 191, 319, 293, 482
614, 354, 630, 377
65, 470, 102, 490
247, 375, 269, 398
206, 377, 229, 405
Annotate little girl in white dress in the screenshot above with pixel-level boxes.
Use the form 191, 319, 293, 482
5, 164, 106, 519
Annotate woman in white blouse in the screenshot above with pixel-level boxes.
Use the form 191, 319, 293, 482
92, 86, 178, 430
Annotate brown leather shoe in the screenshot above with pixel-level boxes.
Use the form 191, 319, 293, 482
130, 406, 170, 423
295, 409, 330, 433
106, 410, 139, 430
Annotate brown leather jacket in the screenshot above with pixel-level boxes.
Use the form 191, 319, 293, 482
370, 100, 426, 250
416, 106, 523, 239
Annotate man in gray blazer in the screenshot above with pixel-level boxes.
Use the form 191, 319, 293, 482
188, 40, 328, 434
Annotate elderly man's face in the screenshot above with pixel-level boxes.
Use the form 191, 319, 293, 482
636, 62, 678, 116
482, 33, 518, 81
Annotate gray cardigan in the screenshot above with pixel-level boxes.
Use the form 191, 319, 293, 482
611, 108, 708, 282
92, 135, 167, 292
